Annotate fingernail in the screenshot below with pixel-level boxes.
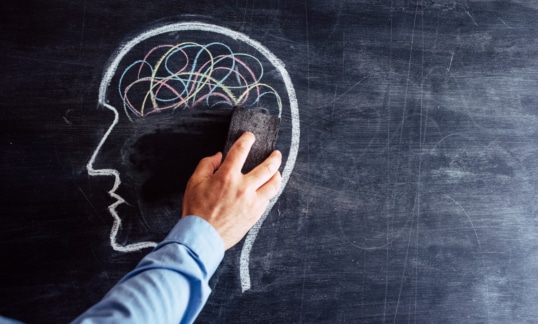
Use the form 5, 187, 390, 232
246, 132, 256, 142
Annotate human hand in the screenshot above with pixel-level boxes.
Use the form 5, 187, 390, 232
182, 132, 282, 250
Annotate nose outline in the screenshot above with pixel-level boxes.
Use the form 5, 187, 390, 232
86, 102, 159, 252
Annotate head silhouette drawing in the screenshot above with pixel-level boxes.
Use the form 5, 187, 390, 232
86, 21, 299, 291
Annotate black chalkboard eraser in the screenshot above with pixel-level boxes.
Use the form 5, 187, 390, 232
223, 106, 280, 173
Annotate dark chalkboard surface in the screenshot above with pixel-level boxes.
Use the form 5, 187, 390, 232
1, 1, 537, 323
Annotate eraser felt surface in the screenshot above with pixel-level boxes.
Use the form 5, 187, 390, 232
223, 107, 280, 173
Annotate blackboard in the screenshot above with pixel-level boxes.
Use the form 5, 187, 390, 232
1, 0, 537, 322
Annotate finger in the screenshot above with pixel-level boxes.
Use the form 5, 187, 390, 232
191, 152, 222, 179
219, 132, 255, 174
246, 150, 282, 189
256, 170, 282, 201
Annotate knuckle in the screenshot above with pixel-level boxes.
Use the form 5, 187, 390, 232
235, 140, 250, 153
264, 157, 279, 174
275, 175, 282, 187
265, 163, 274, 175
271, 175, 282, 195
218, 171, 235, 184
235, 187, 248, 198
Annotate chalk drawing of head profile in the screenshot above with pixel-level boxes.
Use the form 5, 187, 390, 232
87, 21, 299, 291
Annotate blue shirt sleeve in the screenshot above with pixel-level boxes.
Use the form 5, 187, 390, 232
71, 215, 225, 324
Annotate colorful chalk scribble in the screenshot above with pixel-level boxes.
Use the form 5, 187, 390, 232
118, 42, 282, 120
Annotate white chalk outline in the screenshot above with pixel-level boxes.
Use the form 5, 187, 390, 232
86, 21, 299, 292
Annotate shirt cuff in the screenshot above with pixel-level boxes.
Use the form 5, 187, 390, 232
160, 215, 225, 276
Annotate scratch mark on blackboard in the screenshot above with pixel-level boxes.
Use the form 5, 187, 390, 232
430, 133, 465, 154
394, 197, 416, 323
444, 194, 491, 322
328, 75, 371, 106
415, 5, 426, 317
498, 18, 511, 28
361, 250, 367, 316
337, 201, 415, 251
446, 51, 455, 76
90, 246, 101, 264
89, 22, 300, 293
394, 1, 421, 321
394, 0, 420, 181
77, 186, 101, 223
5, 54, 94, 67
266, 32, 295, 44
304, 0, 310, 93
452, 77, 482, 129
432, 11, 440, 51
400, 0, 418, 131
329, 82, 338, 128
443, 196, 482, 259
241, 0, 249, 30
79, 1, 86, 52
383, 2, 395, 320
464, 8, 479, 26
62, 109, 74, 125
299, 259, 307, 324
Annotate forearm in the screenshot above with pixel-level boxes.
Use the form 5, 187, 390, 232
72, 216, 224, 324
